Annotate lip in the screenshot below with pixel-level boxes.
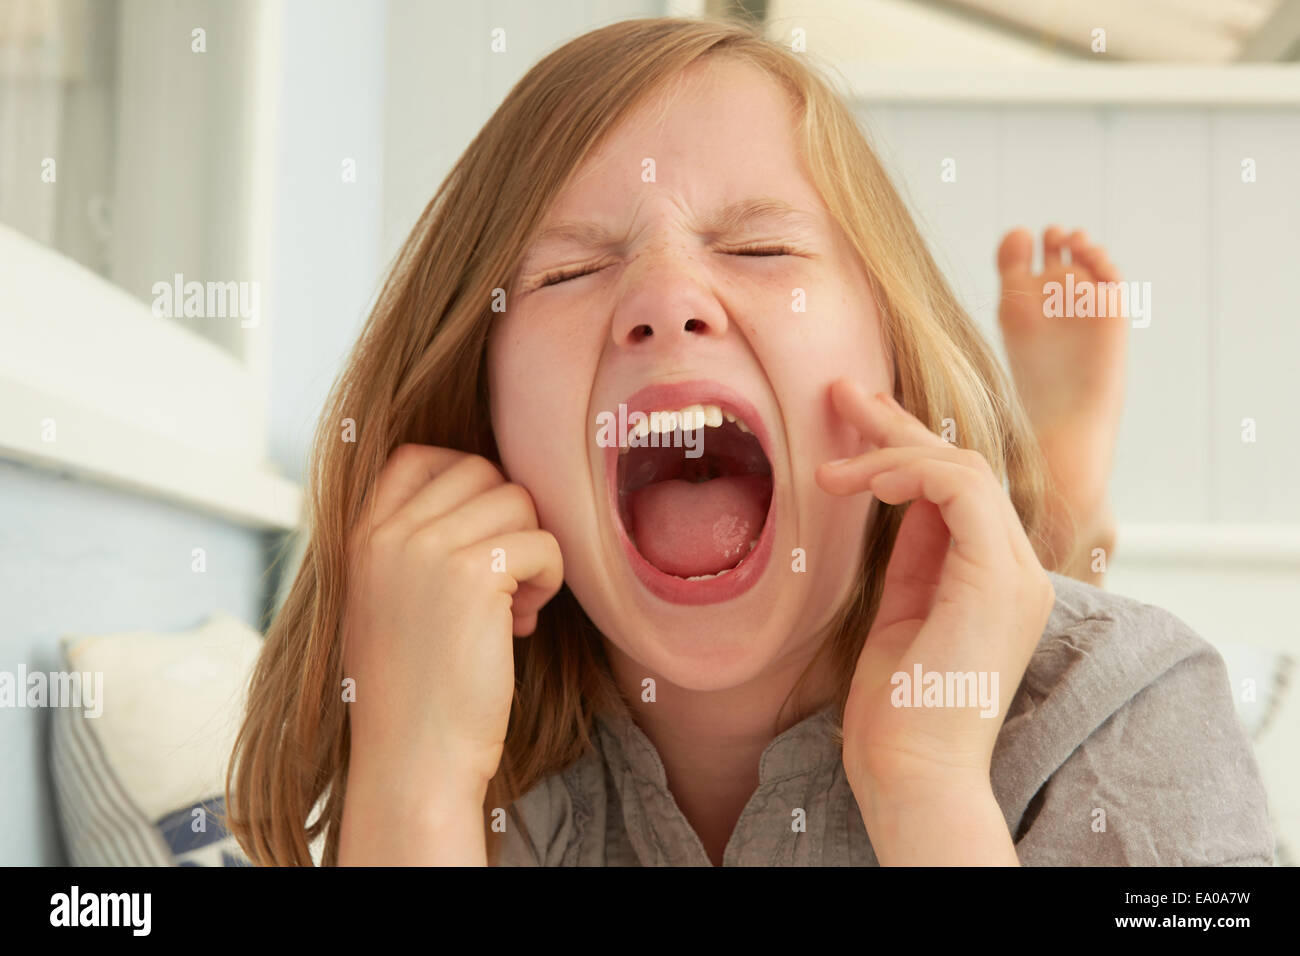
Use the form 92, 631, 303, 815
601, 379, 777, 606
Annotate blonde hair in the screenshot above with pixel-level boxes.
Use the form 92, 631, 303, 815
225, 16, 1049, 866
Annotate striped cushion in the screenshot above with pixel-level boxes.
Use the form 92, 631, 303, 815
48, 615, 260, 866
50, 699, 174, 866
156, 798, 250, 867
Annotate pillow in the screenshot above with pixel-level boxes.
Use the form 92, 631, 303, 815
49, 613, 261, 866
1245, 653, 1298, 867
1214, 641, 1297, 866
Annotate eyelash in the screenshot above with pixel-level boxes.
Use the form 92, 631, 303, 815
536, 244, 798, 289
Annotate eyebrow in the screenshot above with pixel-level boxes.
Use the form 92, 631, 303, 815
525, 197, 819, 255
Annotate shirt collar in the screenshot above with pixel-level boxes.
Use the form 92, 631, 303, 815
594, 699, 842, 789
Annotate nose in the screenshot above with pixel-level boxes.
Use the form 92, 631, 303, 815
610, 243, 729, 350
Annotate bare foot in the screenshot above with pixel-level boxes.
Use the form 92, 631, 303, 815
997, 226, 1128, 582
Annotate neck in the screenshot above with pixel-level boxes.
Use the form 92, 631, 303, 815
601, 636, 838, 864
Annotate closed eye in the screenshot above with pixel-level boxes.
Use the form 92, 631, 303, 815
538, 264, 605, 288
725, 243, 796, 257
536, 242, 800, 288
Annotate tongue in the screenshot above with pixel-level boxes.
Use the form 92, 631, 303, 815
627, 475, 771, 578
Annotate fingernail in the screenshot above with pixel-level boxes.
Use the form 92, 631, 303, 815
824, 458, 853, 468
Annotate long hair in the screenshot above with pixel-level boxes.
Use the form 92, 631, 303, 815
225, 16, 1049, 866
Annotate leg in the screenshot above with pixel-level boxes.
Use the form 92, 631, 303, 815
997, 226, 1127, 586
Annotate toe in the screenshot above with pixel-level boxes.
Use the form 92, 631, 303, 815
1085, 247, 1122, 283
997, 227, 1034, 277
1043, 225, 1066, 270
1070, 233, 1122, 282
1066, 229, 1089, 265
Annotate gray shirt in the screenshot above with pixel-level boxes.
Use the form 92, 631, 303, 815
495, 572, 1275, 866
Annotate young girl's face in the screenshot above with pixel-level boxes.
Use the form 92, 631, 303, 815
488, 58, 892, 692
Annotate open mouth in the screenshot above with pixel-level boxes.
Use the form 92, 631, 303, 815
605, 383, 776, 604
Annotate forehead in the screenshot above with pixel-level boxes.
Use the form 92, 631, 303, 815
543, 58, 818, 219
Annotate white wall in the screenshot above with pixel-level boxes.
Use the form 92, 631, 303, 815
381, 0, 666, 266
862, 103, 1300, 524
863, 102, 1300, 647
266, 0, 388, 483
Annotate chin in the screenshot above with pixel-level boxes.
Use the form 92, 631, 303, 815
583, 594, 804, 693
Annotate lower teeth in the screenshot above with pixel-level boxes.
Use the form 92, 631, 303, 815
684, 567, 733, 582
680, 538, 760, 581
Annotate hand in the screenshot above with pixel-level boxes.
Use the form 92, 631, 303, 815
341, 444, 564, 800
816, 379, 1054, 806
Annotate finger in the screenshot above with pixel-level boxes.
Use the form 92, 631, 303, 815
421, 481, 539, 553
818, 442, 982, 497
839, 442, 1037, 569
383, 453, 505, 535
1042, 225, 1066, 271
996, 476, 1044, 569
871, 498, 949, 634
825, 380, 1040, 568
466, 530, 564, 636
828, 378, 946, 453
367, 444, 473, 528
868, 457, 1014, 572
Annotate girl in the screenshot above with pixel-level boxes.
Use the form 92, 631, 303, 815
227, 17, 1271, 866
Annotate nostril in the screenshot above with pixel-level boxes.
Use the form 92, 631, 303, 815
684, 318, 704, 333
631, 323, 654, 342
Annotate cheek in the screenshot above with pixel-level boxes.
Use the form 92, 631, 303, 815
487, 313, 596, 525
754, 277, 892, 462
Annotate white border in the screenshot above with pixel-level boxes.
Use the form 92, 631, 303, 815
841, 64, 1300, 105
1114, 523, 1300, 565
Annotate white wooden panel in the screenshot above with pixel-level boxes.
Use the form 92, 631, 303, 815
1102, 108, 1214, 523
1209, 108, 1300, 522
857, 103, 902, 167
1107, 562, 1300, 657
842, 65, 1300, 105
885, 106, 1001, 341
993, 109, 1108, 248
993, 106, 1109, 392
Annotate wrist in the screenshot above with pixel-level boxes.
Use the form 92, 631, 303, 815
340, 767, 489, 866
850, 767, 992, 821
350, 754, 492, 814
850, 771, 1019, 866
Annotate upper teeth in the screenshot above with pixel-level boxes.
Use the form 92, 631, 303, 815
629, 404, 752, 440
